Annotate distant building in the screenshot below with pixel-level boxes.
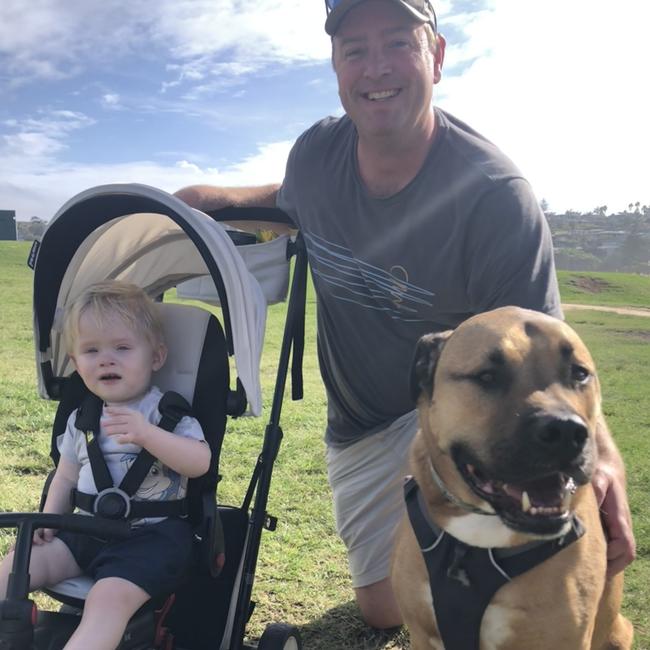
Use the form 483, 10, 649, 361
0, 210, 17, 240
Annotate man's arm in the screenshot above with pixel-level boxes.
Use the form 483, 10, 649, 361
592, 414, 636, 577
174, 183, 293, 235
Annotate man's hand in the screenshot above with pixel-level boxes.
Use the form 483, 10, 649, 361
102, 406, 153, 446
592, 460, 636, 578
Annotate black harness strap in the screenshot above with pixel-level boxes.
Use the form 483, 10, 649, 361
404, 477, 585, 650
75, 393, 113, 492
72, 391, 192, 520
118, 391, 190, 496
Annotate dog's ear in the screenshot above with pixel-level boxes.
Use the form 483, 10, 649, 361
410, 330, 453, 403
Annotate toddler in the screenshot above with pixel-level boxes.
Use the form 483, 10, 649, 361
0, 281, 211, 650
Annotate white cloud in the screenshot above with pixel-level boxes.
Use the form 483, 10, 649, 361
3, 132, 66, 159
1, 139, 291, 221
220, 140, 293, 181
0, 1, 145, 84
152, 1, 331, 93
101, 93, 122, 109
0, 0, 330, 90
1, 110, 95, 163
438, 0, 650, 212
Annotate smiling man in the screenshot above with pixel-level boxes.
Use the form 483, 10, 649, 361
328, 0, 444, 197
176, 0, 634, 630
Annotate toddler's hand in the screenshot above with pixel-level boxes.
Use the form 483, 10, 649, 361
102, 406, 151, 446
32, 528, 55, 545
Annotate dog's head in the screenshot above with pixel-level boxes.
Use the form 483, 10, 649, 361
411, 306, 601, 537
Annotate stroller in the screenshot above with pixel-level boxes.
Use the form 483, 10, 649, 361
0, 184, 307, 650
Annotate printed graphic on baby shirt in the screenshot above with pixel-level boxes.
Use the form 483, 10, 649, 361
120, 455, 183, 501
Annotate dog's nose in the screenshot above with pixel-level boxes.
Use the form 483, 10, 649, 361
531, 413, 588, 461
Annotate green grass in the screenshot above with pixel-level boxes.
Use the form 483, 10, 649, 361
558, 270, 650, 309
1, 244, 649, 649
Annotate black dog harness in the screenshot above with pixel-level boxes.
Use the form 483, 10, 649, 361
404, 477, 584, 650
71, 391, 192, 520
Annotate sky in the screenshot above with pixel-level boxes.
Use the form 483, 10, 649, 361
1, 0, 649, 222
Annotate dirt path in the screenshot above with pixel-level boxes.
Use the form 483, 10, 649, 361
562, 303, 650, 318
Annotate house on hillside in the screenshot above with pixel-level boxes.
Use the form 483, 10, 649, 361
0, 210, 17, 240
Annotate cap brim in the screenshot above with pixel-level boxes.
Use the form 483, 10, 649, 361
325, 0, 431, 36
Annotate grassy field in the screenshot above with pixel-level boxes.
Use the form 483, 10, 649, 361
558, 270, 650, 309
1, 241, 649, 649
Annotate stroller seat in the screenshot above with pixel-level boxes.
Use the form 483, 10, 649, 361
45, 301, 229, 608
0, 184, 306, 650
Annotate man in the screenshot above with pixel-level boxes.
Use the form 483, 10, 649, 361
176, 0, 634, 629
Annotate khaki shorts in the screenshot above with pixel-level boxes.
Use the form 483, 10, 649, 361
326, 410, 418, 588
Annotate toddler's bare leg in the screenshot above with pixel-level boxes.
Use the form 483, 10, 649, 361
0, 538, 82, 598
63, 577, 150, 650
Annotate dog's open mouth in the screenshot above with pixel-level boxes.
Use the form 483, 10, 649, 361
453, 449, 579, 535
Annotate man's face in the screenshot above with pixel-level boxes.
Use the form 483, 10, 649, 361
332, 0, 444, 142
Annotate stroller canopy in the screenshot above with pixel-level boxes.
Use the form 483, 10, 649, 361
32, 183, 270, 415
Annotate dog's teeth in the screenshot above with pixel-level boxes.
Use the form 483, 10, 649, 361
522, 491, 531, 513
567, 477, 577, 494
562, 490, 572, 511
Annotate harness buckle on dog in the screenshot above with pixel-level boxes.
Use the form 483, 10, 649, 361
93, 487, 132, 520
447, 543, 472, 587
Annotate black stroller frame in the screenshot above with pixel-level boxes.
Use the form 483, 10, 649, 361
0, 186, 308, 650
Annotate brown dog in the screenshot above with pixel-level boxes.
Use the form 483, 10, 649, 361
392, 306, 632, 650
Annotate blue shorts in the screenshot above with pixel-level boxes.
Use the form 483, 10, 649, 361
57, 517, 194, 598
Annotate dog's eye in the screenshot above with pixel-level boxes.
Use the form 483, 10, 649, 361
571, 364, 591, 384
475, 370, 497, 386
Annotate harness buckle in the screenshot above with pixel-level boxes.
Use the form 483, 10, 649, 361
93, 487, 132, 520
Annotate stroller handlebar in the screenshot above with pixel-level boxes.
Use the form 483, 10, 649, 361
205, 206, 294, 226
0, 512, 131, 539
0, 513, 131, 601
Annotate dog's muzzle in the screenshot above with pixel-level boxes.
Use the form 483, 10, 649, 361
451, 412, 593, 536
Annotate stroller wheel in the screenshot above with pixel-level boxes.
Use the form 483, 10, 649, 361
257, 623, 302, 650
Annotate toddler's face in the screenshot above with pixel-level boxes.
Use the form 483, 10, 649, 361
70, 311, 166, 404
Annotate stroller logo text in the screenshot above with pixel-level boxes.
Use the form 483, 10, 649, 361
27, 240, 40, 270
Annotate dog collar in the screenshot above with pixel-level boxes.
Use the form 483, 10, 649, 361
426, 457, 498, 516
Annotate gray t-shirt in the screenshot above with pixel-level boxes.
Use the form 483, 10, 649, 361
58, 385, 205, 524
277, 108, 562, 446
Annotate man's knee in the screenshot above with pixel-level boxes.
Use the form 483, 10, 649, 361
355, 578, 402, 629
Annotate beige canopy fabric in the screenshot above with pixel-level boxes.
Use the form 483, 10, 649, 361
33, 183, 278, 416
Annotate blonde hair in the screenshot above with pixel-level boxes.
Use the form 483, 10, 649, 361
63, 281, 164, 355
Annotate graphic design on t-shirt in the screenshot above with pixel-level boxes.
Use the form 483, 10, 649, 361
304, 232, 434, 320
120, 456, 182, 501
